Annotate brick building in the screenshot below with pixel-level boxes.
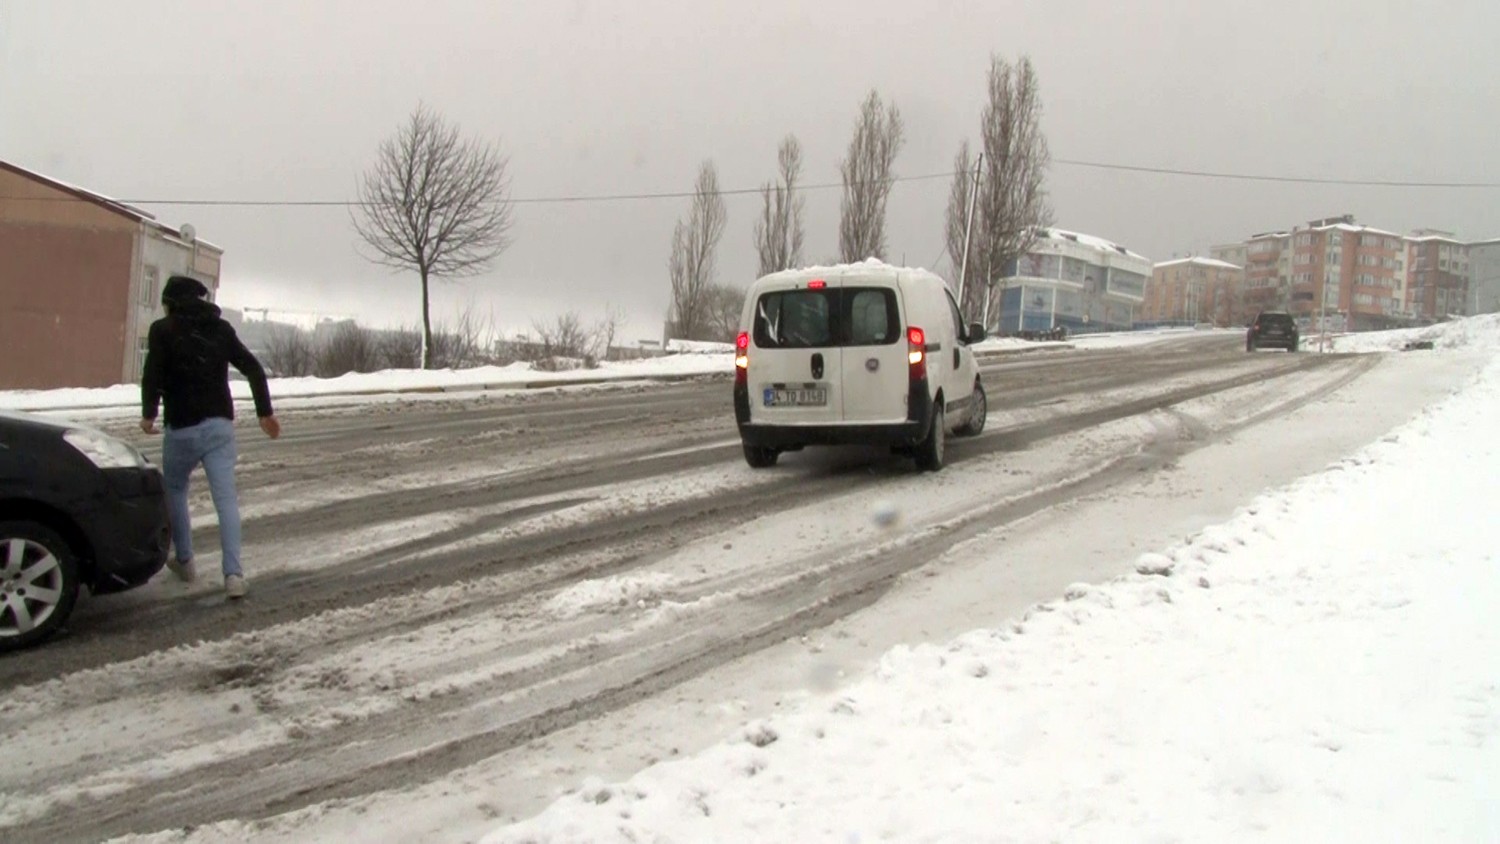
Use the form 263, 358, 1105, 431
1225, 215, 1412, 332
1405, 231, 1471, 320
0, 160, 223, 389
1145, 257, 1246, 327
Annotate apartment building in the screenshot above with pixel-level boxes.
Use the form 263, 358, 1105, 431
1406, 231, 1471, 319
1470, 238, 1500, 315
1224, 215, 1411, 332
1145, 257, 1246, 327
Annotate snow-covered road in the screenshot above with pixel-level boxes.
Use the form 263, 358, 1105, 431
0, 325, 1493, 843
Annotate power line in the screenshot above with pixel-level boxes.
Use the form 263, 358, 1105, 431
3, 159, 1497, 209
1053, 158, 1500, 188
1, 171, 956, 208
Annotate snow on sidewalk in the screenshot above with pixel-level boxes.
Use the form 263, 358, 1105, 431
484, 359, 1500, 842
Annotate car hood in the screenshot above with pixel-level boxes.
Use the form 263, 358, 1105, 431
0, 408, 108, 438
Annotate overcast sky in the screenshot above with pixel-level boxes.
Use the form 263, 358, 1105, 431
3, 0, 1497, 340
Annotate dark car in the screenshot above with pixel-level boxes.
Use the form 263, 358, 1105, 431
1247, 311, 1300, 352
0, 409, 170, 650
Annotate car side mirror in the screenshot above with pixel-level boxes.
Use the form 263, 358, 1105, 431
967, 323, 987, 343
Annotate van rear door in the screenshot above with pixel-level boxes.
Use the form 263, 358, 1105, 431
747, 277, 842, 427
837, 278, 909, 424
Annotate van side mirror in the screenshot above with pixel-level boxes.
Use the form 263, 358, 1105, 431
967, 323, 987, 343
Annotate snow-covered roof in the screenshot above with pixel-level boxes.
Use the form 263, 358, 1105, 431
1154, 256, 1242, 271
1406, 232, 1465, 245
1, 158, 221, 251
1033, 227, 1149, 262
0, 159, 155, 222
1311, 222, 1401, 238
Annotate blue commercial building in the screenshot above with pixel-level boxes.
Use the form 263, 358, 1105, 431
994, 228, 1152, 335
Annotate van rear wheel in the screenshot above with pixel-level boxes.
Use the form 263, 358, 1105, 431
955, 383, 986, 437
743, 444, 779, 468
915, 406, 945, 472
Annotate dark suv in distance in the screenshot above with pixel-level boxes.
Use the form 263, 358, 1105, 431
0, 409, 170, 650
1247, 311, 1300, 352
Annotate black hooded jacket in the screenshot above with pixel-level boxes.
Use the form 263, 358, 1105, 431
141, 296, 273, 429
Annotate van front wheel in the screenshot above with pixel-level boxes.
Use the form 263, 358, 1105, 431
915, 406, 945, 472
743, 444, 780, 468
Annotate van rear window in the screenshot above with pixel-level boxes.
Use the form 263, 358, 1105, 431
753, 287, 900, 349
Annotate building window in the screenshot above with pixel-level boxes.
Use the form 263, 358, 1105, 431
141, 265, 160, 308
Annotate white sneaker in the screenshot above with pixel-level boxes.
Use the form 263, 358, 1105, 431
225, 575, 247, 599
166, 557, 197, 582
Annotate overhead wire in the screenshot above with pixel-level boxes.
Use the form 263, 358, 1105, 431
2, 158, 1496, 209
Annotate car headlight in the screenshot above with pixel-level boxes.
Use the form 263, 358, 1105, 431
63, 428, 150, 470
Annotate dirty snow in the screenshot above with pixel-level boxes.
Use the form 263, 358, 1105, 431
476, 328, 1500, 842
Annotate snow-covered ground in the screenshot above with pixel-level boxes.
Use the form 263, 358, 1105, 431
1330, 313, 1500, 354
469, 318, 1499, 842
11, 318, 1496, 842
0, 354, 735, 414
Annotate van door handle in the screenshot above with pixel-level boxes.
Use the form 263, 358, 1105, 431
811, 353, 824, 380
953, 348, 960, 370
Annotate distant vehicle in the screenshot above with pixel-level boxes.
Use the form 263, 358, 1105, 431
1247, 311, 1300, 352
733, 263, 987, 471
0, 410, 169, 650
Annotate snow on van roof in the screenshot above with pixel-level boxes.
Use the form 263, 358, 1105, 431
756, 259, 936, 283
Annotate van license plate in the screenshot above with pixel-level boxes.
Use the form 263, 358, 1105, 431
764, 388, 827, 407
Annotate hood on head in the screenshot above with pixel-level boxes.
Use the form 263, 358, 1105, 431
161, 275, 221, 320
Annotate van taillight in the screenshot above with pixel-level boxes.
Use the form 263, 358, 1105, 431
907, 326, 927, 380
735, 331, 749, 386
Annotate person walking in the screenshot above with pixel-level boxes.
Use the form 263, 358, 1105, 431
140, 275, 280, 599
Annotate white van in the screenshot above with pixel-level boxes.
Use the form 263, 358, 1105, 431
732, 261, 987, 471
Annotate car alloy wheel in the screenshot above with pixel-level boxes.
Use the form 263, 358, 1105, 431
0, 521, 81, 651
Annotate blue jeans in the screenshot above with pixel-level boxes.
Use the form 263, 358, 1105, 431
161, 417, 243, 578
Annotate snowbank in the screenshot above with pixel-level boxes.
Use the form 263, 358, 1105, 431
1332, 313, 1500, 354
0, 354, 735, 413
484, 356, 1500, 843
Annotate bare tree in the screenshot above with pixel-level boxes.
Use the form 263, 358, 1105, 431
353, 103, 514, 369
532, 312, 591, 360
705, 283, 747, 342
429, 301, 494, 369
944, 140, 978, 303
379, 328, 422, 370
315, 322, 381, 378
667, 161, 727, 341
592, 304, 626, 362
263, 325, 315, 378
838, 90, 904, 263
967, 55, 1054, 323
754, 135, 806, 276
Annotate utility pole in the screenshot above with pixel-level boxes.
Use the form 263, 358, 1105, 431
1318, 274, 1330, 353
957, 153, 983, 318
